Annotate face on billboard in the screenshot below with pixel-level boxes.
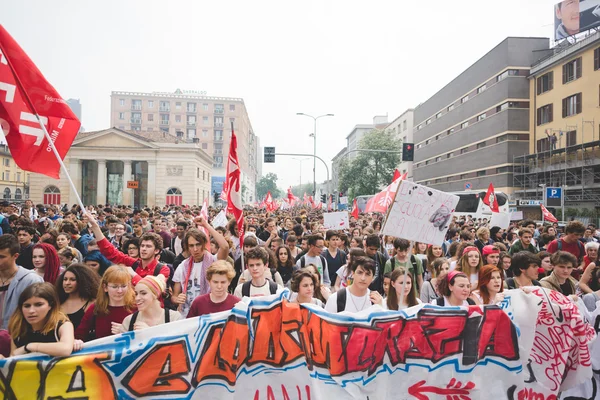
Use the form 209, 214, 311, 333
556, 0, 580, 35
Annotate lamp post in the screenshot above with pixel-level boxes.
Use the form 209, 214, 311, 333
292, 157, 310, 188
296, 113, 334, 196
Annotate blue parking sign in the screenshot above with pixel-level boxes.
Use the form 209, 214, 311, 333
546, 187, 562, 207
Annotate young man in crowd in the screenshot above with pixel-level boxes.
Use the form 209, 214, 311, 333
151, 218, 173, 252
187, 260, 240, 318
234, 247, 280, 298
171, 221, 188, 256
258, 218, 279, 242
506, 251, 541, 289
508, 228, 538, 256
0, 234, 43, 329
104, 216, 119, 241
322, 230, 346, 289
325, 256, 382, 313
295, 234, 330, 286
482, 245, 500, 266
364, 234, 388, 294
540, 251, 578, 297
547, 221, 586, 278
383, 238, 423, 292
15, 226, 35, 270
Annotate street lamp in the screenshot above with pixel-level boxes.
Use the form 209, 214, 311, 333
296, 113, 334, 196
292, 157, 310, 188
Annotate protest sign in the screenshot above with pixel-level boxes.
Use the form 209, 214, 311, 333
382, 181, 459, 245
490, 212, 511, 229
323, 211, 349, 229
0, 289, 593, 399
211, 209, 228, 228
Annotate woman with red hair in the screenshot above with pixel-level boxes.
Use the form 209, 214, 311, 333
32, 243, 62, 284
470, 264, 504, 305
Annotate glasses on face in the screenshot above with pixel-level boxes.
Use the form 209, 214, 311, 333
107, 284, 128, 290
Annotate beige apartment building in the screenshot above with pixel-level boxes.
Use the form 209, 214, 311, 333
109, 89, 259, 204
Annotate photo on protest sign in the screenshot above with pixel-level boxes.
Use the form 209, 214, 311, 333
323, 211, 349, 229
382, 181, 459, 245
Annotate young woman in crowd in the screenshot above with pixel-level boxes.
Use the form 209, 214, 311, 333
121, 275, 182, 332
32, 243, 62, 284
334, 248, 366, 291
500, 252, 513, 278
83, 250, 112, 276
57, 264, 100, 330
276, 245, 294, 288
8, 282, 83, 357
413, 242, 428, 272
455, 246, 483, 288
489, 226, 503, 243
122, 237, 140, 259
305, 263, 330, 303
537, 251, 552, 279
420, 257, 450, 304
291, 269, 324, 307
58, 247, 78, 269
447, 242, 461, 268
425, 245, 444, 281
433, 271, 475, 306
350, 236, 363, 249
470, 265, 504, 305
75, 265, 135, 341
57, 232, 83, 262
385, 269, 422, 310
474, 228, 493, 253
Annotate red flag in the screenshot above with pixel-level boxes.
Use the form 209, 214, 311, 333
541, 204, 558, 223
225, 123, 244, 240
351, 198, 359, 219
482, 182, 499, 213
392, 169, 401, 182
287, 187, 296, 206
0, 26, 81, 179
365, 174, 405, 213
327, 194, 332, 211
199, 198, 209, 237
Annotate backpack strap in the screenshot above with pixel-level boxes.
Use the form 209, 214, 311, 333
506, 278, 516, 290
391, 257, 395, 270
300, 257, 306, 269
319, 256, 327, 270
435, 297, 444, 306
466, 298, 476, 305
129, 311, 139, 331
557, 239, 562, 251
268, 280, 278, 294
242, 281, 252, 297
337, 288, 347, 312
410, 255, 418, 270
153, 262, 165, 276
164, 308, 170, 323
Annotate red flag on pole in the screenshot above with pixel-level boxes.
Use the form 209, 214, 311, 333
199, 198, 209, 237
482, 182, 499, 213
392, 169, 401, 182
351, 198, 359, 219
226, 122, 244, 240
541, 204, 558, 223
0, 26, 80, 179
327, 194, 332, 211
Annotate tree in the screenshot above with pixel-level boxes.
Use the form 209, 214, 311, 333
256, 173, 283, 200
338, 129, 401, 196
289, 183, 314, 198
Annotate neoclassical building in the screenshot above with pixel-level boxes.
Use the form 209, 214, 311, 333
29, 128, 213, 207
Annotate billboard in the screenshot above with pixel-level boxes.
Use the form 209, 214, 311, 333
554, 0, 600, 41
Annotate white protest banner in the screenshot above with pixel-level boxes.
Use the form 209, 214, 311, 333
0, 289, 593, 400
382, 180, 459, 245
511, 211, 524, 220
339, 196, 348, 205
211, 209, 228, 228
323, 211, 349, 229
490, 212, 511, 229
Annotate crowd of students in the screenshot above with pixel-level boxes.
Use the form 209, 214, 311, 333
0, 199, 599, 360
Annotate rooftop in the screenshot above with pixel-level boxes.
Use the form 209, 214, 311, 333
111, 90, 244, 103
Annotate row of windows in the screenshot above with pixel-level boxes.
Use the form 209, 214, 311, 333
416, 101, 529, 148
120, 112, 235, 125
420, 167, 511, 186
416, 69, 522, 131
536, 47, 600, 96
536, 92, 584, 126
0, 172, 24, 182
415, 134, 529, 167
120, 99, 236, 113
2, 187, 24, 200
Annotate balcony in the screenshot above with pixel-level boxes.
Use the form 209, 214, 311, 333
214, 150, 223, 155
214, 122, 224, 128
214, 109, 224, 115
159, 106, 170, 112
131, 104, 142, 111
187, 108, 196, 113
130, 118, 142, 124
187, 122, 196, 127
159, 120, 170, 126
214, 136, 223, 142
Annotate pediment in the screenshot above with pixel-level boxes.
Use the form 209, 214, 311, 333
73, 128, 158, 149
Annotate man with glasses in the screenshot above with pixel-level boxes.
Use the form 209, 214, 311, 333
295, 234, 330, 286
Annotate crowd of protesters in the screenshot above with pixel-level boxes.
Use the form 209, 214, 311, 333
0, 198, 598, 359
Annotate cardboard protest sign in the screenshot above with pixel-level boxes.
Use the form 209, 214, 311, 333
211, 209, 228, 228
382, 181, 459, 245
323, 211, 349, 230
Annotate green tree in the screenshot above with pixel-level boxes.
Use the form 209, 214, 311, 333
256, 173, 283, 200
338, 129, 401, 196
289, 183, 314, 198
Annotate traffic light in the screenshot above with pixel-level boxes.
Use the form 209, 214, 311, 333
213, 191, 219, 203
402, 143, 414, 162
321, 194, 326, 203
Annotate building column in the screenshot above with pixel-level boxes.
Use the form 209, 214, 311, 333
147, 160, 157, 206
97, 160, 107, 205
68, 158, 82, 206
122, 160, 132, 207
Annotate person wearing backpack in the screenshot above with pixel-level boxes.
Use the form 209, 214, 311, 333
325, 256, 383, 313
546, 220, 586, 279
234, 247, 282, 298
383, 238, 423, 294
295, 234, 330, 286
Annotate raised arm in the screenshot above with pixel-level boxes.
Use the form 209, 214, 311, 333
194, 216, 230, 260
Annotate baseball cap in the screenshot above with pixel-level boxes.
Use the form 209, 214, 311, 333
482, 245, 500, 256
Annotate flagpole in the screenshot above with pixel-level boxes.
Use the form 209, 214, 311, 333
0, 42, 85, 212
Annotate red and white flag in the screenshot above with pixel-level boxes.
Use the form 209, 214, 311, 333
392, 169, 401, 182
199, 198, 209, 237
225, 122, 244, 239
0, 26, 81, 179
365, 173, 406, 213
482, 182, 499, 213
264, 191, 275, 212
541, 204, 558, 223
287, 187, 296, 206
351, 198, 359, 220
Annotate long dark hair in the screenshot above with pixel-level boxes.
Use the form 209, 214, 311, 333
386, 269, 418, 310
56, 263, 101, 303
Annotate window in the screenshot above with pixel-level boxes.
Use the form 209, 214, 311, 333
425, 160, 430, 165
203, 103, 208, 111
435, 156, 441, 162
417, 144, 422, 149
477, 170, 487, 177
148, 114, 154, 122
229, 104, 235, 111
477, 141, 486, 149
447, 104, 454, 112
426, 118, 432, 125
187, 102, 196, 112
536, 104, 553, 125
119, 99, 125, 106
435, 135, 440, 140
497, 69, 518, 82
496, 167, 509, 174
497, 135, 508, 143
214, 116, 224, 127
461, 147, 468, 154
461, 95, 469, 104
148, 100, 154, 108
119, 112, 125, 120
566, 130, 577, 147
215, 104, 224, 113
477, 84, 486, 94
402, 120, 407, 130
131, 100, 142, 110
175, 102, 182, 109
214, 143, 223, 154
425, 139, 430, 145
187, 129, 196, 139
43, 185, 61, 204
202, 143, 208, 149
130, 112, 141, 124
477, 113, 486, 121
537, 72, 554, 95
461, 121, 469, 129
563, 57, 582, 83
159, 101, 170, 112
562, 93, 582, 117
16, 173, 21, 183
175, 115, 181, 123
214, 130, 223, 141
417, 124, 422, 130
160, 114, 169, 125
203, 116, 209, 124
3, 159, 9, 167
402, 136, 407, 143
202, 129, 208, 137
595, 48, 600, 71
497, 102, 509, 112
447, 128, 455, 135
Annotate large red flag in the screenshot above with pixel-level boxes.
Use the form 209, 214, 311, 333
365, 175, 405, 213
541, 204, 558, 223
0, 26, 80, 179
225, 123, 244, 240
199, 198, 209, 237
482, 182, 499, 213
351, 198, 359, 219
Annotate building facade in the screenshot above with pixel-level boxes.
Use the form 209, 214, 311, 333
109, 90, 259, 203
29, 128, 213, 208
0, 144, 30, 203
413, 37, 550, 194
385, 109, 415, 179
514, 31, 600, 207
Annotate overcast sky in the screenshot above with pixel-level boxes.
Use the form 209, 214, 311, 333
2, 0, 557, 192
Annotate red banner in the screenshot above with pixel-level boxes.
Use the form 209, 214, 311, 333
351, 198, 359, 219
541, 204, 558, 223
225, 125, 244, 239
